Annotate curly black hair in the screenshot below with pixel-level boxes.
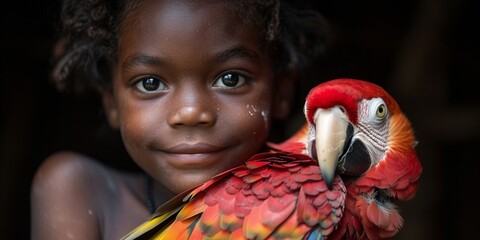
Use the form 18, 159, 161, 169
51, 0, 331, 94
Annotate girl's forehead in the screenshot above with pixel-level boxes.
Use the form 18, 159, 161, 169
118, 0, 266, 55
121, 0, 260, 31
115, 0, 272, 73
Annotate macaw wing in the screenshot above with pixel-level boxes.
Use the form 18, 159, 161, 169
122, 151, 346, 240
121, 163, 245, 240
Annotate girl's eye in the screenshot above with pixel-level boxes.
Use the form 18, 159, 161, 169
213, 72, 247, 88
135, 76, 167, 93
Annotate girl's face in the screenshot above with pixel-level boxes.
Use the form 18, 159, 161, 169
107, 0, 283, 194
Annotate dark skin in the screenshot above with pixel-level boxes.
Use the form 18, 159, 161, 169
31, 0, 295, 239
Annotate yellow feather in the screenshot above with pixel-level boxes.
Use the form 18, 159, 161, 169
121, 206, 183, 240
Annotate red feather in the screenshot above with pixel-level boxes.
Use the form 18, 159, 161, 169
128, 151, 346, 240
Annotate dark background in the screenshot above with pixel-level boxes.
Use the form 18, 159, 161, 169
1, 0, 479, 239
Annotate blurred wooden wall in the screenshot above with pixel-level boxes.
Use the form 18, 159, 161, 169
1, 0, 479, 239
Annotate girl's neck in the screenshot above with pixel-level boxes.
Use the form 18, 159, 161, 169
145, 174, 174, 213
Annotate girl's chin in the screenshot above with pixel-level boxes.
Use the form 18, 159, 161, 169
165, 152, 225, 170
164, 171, 221, 193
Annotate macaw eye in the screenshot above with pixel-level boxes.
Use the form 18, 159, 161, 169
376, 103, 387, 119
367, 98, 388, 124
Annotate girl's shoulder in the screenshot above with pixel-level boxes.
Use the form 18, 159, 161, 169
31, 151, 119, 196
31, 151, 147, 239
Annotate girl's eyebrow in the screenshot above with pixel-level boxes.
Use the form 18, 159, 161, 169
121, 46, 260, 70
122, 54, 165, 70
214, 46, 260, 63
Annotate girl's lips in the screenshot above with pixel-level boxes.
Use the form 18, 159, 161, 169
164, 143, 224, 154
161, 143, 228, 168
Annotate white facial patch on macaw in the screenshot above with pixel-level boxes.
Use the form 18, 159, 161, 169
355, 98, 389, 165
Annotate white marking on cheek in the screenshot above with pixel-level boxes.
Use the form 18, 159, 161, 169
261, 110, 267, 121
246, 104, 259, 116
261, 110, 270, 130
245, 104, 270, 130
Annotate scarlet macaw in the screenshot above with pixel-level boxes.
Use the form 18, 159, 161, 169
271, 78, 423, 239
122, 78, 422, 240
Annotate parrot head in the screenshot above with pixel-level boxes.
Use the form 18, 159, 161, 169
304, 78, 423, 239
304, 78, 422, 197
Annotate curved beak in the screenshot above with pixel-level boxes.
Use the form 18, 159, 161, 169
313, 107, 350, 189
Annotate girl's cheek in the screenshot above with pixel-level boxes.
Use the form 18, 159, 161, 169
245, 103, 271, 135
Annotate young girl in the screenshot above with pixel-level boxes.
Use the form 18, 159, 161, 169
31, 0, 330, 239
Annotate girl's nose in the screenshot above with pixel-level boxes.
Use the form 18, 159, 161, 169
167, 105, 216, 127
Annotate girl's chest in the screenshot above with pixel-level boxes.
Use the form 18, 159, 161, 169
99, 172, 151, 240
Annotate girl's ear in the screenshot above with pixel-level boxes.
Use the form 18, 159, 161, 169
101, 89, 120, 129
272, 70, 297, 120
